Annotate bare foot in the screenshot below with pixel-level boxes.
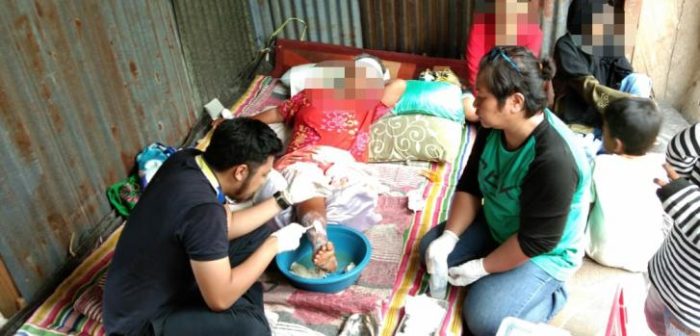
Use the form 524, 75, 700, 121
312, 242, 337, 273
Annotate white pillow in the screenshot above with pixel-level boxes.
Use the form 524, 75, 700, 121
280, 59, 389, 97
280, 63, 316, 97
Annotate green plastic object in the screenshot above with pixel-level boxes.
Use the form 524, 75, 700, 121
106, 175, 141, 217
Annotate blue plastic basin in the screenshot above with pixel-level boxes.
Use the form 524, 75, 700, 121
275, 224, 372, 293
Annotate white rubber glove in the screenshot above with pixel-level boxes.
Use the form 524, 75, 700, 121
281, 168, 331, 205
447, 258, 489, 286
426, 230, 458, 299
271, 223, 307, 253
425, 230, 459, 275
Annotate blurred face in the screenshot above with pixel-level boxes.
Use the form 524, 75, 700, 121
337, 65, 384, 101
304, 62, 384, 101
474, 0, 538, 45
229, 156, 274, 202
572, 4, 629, 57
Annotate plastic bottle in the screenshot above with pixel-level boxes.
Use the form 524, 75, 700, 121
308, 219, 328, 251
301, 213, 328, 251
429, 267, 448, 300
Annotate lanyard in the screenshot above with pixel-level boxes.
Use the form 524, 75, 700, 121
195, 155, 226, 204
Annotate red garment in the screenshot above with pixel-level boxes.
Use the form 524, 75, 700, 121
465, 14, 543, 90
276, 89, 388, 170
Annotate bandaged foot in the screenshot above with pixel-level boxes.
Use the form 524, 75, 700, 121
302, 214, 338, 273
313, 241, 338, 273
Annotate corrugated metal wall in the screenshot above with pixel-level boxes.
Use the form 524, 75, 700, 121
248, 0, 572, 60
360, 0, 472, 58
541, 0, 571, 58
172, 0, 259, 107
0, 0, 197, 307
248, 0, 364, 50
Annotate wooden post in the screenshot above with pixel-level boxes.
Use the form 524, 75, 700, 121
625, 0, 644, 61
0, 257, 21, 317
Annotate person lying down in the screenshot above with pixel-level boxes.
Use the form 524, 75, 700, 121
253, 56, 396, 273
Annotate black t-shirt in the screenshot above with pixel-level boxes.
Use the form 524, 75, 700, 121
103, 149, 228, 335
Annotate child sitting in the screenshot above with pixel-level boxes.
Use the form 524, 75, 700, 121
586, 97, 665, 272
645, 122, 700, 335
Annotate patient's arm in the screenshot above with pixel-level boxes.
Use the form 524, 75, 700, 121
381, 79, 406, 107
252, 107, 285, 124
462, 92, 479, 123
297, 197, 338, 273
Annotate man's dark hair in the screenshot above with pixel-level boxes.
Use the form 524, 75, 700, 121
478, 46, 556, 117
203, 118, 283, 172
604, 97, 661, 156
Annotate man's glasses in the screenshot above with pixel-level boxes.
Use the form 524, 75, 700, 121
486, 47, 522, 75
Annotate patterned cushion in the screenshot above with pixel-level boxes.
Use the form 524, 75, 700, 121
368, 114, 463, 163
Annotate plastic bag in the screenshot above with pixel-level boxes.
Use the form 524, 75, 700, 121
136, 143, 177, 189
106, 175, 141, 217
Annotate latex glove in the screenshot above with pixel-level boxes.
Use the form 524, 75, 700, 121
425, 230, 459, 275
271, 223, 307, 253
281, 170, 331, 205
447, 258, 489, 286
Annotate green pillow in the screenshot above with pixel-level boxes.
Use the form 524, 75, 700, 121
369, 114, 463, 163
392, 80, 465, 122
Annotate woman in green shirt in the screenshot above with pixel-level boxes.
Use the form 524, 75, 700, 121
420, 46, 591, 335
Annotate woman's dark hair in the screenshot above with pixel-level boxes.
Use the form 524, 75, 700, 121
203, 118, 283, 172
603, 97, 661, 156
477, 46, 556, 117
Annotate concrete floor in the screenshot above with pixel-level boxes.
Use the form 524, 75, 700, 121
550, 257, 654, 336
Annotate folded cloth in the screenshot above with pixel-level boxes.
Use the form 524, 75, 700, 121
396, 294, 447, 336
266, 147, 384, 232
73, 273, 107, 322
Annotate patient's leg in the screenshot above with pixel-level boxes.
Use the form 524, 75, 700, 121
297, 197, 338, 273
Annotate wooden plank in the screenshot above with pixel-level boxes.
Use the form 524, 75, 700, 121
625, 0, 644, 61
0, 257, 21, 317
667, 0, 700, 115
631, 0, 681, 102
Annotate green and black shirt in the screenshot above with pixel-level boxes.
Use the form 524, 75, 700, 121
458, 110, 591, 280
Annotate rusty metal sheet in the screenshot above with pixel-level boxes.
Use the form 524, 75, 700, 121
248, 0, 364, 49
0, 0, 198, 302
249, 0, 571, 60
172, 0, 258, 107
360, 0, 570, 59
360, 0, 473, 58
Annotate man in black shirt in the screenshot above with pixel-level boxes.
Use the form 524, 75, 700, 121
104, 118, 321, 335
